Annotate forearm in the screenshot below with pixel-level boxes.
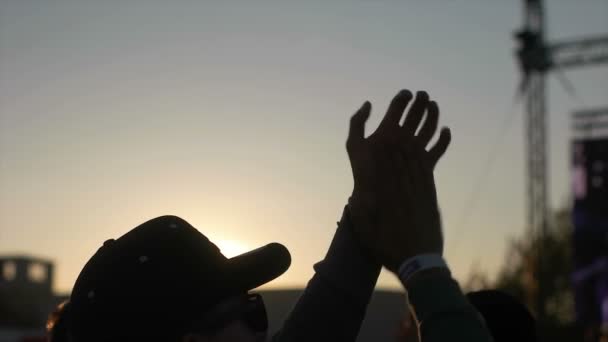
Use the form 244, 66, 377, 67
273, 206, 382, 342
405, 269, 493, 342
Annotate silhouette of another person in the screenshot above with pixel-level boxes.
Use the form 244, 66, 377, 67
396, 290, 536, 342
47, 301, 70, 342
467, 290, 537, 342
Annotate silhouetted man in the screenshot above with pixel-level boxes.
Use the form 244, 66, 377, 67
66, 89, 491, 341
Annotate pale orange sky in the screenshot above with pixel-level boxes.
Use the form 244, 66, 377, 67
1, 1, 607, 293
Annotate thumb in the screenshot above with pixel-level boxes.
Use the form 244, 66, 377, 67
428, 127, 451, 168
346, 101, 371, 152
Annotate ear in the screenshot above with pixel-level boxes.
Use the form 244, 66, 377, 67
182, 333, 207, 342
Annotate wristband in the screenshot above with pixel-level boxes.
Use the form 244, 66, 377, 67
398, 254, 450, 284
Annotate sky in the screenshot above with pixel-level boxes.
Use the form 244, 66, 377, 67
0, 1, 607, 294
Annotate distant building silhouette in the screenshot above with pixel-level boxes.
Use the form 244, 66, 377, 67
0, 256, 406, 342
0, 255, 68, 341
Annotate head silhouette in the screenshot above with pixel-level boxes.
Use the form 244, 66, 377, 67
67, 215, 290, 341
467, 290, 537, 342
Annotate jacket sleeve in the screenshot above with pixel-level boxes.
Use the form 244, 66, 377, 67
406, 269, 494, 342
272, 206, 382, 342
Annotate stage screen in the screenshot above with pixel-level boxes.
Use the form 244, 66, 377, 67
572, 137, 608, 270
572, 138, 608, 218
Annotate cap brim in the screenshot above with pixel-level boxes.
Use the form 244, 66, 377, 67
222, 243, 291, 292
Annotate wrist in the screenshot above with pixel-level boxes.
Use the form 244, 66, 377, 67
396, 254, 450, 288
342, 204, 381, 263
314, 205, 382, 298
406, 267, 451, 288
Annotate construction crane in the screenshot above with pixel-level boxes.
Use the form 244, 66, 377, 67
514, 0, 608, 327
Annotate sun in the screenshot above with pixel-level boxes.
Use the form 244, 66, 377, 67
214, 239, 250, 258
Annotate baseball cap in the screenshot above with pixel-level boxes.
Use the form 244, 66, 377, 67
68, 215, 291, 341
466, 290, 537, 342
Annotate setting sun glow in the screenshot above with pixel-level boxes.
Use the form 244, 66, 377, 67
214, 239, 250, 258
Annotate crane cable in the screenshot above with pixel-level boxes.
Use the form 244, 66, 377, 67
448, 99, 521, 255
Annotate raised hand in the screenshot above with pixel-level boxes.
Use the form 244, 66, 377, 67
346, 90, 451, 272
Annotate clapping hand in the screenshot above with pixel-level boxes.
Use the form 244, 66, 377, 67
346, 90, 451, 272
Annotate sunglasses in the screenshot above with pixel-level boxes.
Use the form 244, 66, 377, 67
194, 293, 268, 334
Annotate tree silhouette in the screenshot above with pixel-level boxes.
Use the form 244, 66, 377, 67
466, 208, 579, 340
